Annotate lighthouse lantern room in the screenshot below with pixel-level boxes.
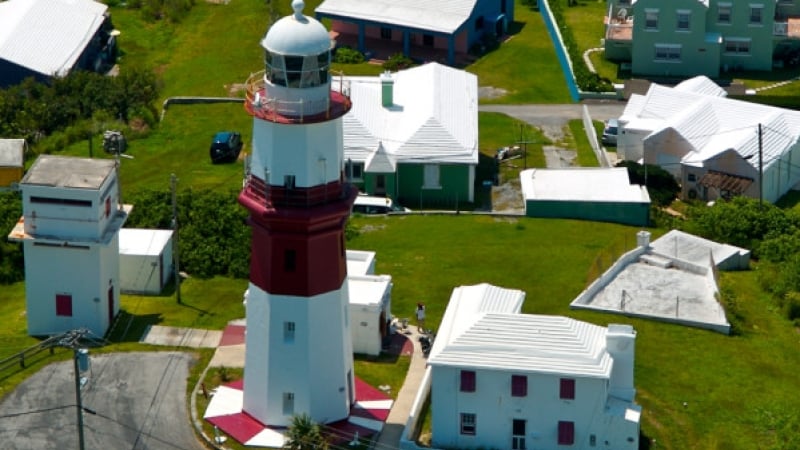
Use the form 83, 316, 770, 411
238, 0, 357, 427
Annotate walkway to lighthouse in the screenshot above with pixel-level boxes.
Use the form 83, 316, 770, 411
195, 320, 424, 448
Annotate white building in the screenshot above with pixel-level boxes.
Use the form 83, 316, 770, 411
519, 167, 650, 226
119, 228, 174, 295
347, 250, 393, 356
428, 284, 640, 450
617, 76, 800, 204
7, 155, 128, 337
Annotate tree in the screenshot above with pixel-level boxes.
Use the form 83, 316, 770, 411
283, 414, 329, 450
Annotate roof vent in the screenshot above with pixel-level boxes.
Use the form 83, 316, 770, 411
380, 71, 394, 107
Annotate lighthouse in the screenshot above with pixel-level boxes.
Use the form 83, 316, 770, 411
238, 0, 357, 427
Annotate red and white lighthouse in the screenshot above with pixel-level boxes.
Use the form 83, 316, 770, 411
238, 0, 357, 427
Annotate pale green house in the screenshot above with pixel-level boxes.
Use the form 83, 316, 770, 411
604, 0, 800, 78
342, 63, 478, 210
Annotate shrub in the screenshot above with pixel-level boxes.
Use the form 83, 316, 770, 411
0, 191, 24, 284
333, 46, 365, 64
615, 161, 680, 207
382, 53, 414, 72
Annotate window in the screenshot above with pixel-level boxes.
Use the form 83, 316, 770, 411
284, 321, 295, 343
423, 164, 440, 189
750, 5, 763, 24
718, 3, 732, 23
590, 434, 597, 446
475, 16, 484, 31
346, 161, 364, 181
423, 34, 434, 47
676, 11, 690, 30
560, 378, 575, 399
558, 421, 575, 445
654, 44, 681, 61
460, 413, 476, 435
644, 10, 659, 30
512, 419, 526, 449
283, 392, 294, 415
30, 196, 91, 207
511, 375, 527, 397
460, 370, 476, 392
56, 294, 73, 317
380, 27, 392, 39
284, 249, 296, 272
687, 173, 697, 182
104, 196, 111, 218
724, 38, 751, 54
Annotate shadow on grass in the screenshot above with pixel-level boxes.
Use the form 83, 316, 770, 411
107, 309, 163, 343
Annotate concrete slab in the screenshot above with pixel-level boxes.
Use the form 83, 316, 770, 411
141, 325, 222, 348
209, 344, 245, 368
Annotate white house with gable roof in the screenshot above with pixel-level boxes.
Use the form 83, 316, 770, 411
341, 62, 478, 209
617, 76, 800, 204
427, 283, 640, 450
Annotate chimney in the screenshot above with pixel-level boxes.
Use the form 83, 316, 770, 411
636, 230, 651, 248
606, 324, 637, 401
380, 71, 393, 107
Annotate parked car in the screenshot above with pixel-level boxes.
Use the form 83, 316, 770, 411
352, 194, 410, 214
209, 131, 243, 164
601, 119, 619, 146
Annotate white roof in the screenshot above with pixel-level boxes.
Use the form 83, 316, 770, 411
519, 168, 650, 203
342, 63, 478, 166
621, 78, 800, 171
428, 313, 613, 378
0, 139, 25, 167
316, 0, 476, 34
119, 229, 173, 257
0, 0, 108, 77
346, 249, 376, 276
347, 274, 392, 307
650, 229, 750, 268
428, 283, 525, 360
674, 76, 727, 98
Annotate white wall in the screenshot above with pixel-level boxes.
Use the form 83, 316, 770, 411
431, 366, 630, 450
243, 282, 354, 426
251, 119, 345, 189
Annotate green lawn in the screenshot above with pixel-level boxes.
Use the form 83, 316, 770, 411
567, 119, 600, 167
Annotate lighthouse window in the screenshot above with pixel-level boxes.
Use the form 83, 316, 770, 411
284, 175, 296, 189
285, 55, 304, 88
284, 321, 295, 342
284, 249, 296, 272
317, 51, 329, 83
283, 392, 295, 415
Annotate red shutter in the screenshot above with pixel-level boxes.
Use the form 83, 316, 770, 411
56, 294, 73, 317
560, 378, 575, 400
460, 370, 476, 392
511, 375, 527, 397
558, 421, 575, 445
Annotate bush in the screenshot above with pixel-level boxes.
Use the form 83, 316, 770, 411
615, 161, 680, 207
0, 191, 24, 284
333, 46, 365, 64
382, 53, 414, 72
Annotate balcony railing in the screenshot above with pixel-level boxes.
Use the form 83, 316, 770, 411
242, 174, 352, 209
244, 71, 351, 124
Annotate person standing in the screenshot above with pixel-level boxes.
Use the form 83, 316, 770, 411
416, 303, 426, 332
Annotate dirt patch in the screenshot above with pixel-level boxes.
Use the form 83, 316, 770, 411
479, 86, 509, 100
226, 83, 247, 95
491, 179, 525, 213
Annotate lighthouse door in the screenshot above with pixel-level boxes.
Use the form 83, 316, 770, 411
347, 370, 354, 404
374, 175, 386, 196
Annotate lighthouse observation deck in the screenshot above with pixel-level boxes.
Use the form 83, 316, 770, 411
244, 70, 352, 124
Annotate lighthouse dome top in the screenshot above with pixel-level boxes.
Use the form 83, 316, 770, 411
261, 0, 331, 56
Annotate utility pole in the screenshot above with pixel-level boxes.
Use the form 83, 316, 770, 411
171, 174, 181, 304
516, 124, 536, 170
758, 123, 763, 208
57, 329, 95, 450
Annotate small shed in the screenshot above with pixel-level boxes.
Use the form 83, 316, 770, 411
119, 228, 174, 295
520, 168, 651, 226
0, 139, 25, 188
348, 274, 393, 356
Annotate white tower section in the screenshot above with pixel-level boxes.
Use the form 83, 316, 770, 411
239, 0, 356, 427
8, 155, 129, 337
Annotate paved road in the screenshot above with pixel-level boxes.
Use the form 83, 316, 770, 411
479, 103, 628, 128
0, 352, 203, 450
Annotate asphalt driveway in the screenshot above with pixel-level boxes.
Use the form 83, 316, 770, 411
0, 352, 203, 450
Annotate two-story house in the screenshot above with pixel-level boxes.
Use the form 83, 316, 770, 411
427, 283, 641, 450
604, 0, 800, 78
7, 155, 129, 336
